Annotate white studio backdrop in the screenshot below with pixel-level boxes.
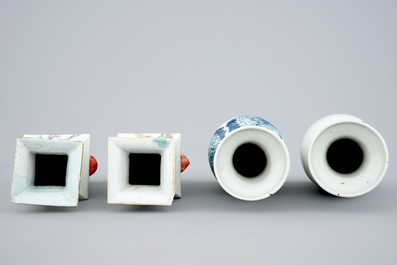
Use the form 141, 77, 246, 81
1, 1, 396, 181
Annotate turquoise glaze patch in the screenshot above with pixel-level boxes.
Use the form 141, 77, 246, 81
153, 138, 170, 148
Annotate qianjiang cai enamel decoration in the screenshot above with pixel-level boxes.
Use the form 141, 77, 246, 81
208, 116, 290, 201
108, 133, 189, 206
11, 134, 97, 207
301, 114, 389, 197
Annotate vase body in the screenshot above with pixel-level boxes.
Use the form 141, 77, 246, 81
108, 133, 182, 206
208, 115, 290, 201
11, 134, 91, 207
301, 114, 389, 197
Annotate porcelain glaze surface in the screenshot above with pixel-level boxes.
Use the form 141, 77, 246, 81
301, 114, 389, 197
11, 134, 91, 207
208, 116, 289, 201
208, 115, 282, 176
108, 133, 181, 206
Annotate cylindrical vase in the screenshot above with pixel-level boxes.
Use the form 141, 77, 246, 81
301, 114, 389, 197
208, 115, 290, 201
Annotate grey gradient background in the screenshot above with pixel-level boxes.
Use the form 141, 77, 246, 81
1, 1, 396, 264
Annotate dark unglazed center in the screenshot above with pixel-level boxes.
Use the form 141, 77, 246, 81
129, 153, 161, 186
34, 154, 68, 186
233, 143, 267, 178
326, 138, 363, 174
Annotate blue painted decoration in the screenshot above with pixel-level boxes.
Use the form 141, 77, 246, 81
208, 115, 283, 176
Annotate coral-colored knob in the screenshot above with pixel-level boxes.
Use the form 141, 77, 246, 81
89, 156, 98, 176
181, 152, 190, 172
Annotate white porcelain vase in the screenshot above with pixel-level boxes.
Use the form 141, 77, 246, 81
11, 134, 92, 207
301, 114, 389, 197
108, 133, 182, 206
208, 116, 290, 201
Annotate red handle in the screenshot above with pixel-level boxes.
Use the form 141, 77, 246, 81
181, 153, 190, 173
89, 156, 98, 176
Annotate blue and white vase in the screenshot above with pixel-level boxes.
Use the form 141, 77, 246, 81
208, 115, 290, 201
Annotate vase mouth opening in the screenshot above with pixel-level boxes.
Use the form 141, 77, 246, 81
34, 154, 68, 187
232, 143, 267, 178
326, 138, 364, 175
128, 153, 161, 186
308, 121, 389, 197
213, 126, 290, 201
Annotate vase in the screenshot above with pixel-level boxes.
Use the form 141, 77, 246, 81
301, 114, 389, 197
11, 134, 97, 207
208, 116, 290, 201
108, 133, 189, 206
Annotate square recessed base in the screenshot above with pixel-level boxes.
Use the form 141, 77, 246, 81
108, 133, 181, 206
11, 134, 91, 207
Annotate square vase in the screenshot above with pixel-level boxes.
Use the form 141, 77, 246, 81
11, 134, 91, 207
108, 133, 181, 206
